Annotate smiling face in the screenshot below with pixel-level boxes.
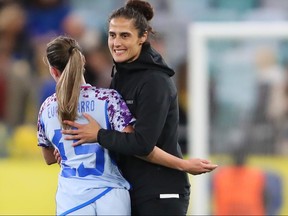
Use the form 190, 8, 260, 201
108, 17, 147, 63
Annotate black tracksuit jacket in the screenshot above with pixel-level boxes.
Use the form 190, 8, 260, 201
98, 42, 190, 205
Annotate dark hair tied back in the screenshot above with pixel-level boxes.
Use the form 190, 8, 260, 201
108, 0, 154, 37
126, 0, 154, 21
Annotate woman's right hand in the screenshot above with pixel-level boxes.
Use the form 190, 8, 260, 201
62, 113, 102, 146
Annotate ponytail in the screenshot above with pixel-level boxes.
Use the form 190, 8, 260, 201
46, 36, 84, 129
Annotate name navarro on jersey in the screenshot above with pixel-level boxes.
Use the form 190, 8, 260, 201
47, 100, 96, 118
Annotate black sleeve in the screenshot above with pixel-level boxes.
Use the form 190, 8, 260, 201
98, 74, 171, 156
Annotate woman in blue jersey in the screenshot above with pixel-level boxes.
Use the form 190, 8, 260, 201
37, 36, 134, 215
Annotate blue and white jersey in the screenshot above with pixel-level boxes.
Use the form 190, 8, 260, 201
37, 84, 134, 200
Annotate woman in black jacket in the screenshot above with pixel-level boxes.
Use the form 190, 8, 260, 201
62, 0, 217, 215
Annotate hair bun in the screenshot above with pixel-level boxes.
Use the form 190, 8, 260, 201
126, 0, 154, 21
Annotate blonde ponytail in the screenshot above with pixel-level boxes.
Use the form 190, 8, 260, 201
56, 49, 84, 129
46, 36, 85, 129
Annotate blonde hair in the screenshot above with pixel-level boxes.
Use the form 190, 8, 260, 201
46, 36, 85, 129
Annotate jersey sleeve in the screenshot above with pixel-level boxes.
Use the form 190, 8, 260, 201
106, 90, 135, 131
37, 103, 52, 148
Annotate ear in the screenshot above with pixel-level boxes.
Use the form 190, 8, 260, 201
139, 31, 148, 45
50, 66, 61, 81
